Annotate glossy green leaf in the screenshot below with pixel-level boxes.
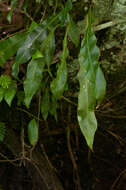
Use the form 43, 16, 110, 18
77, 9, 105, 149
24, 58, 45, 107
12, 25, 47, 78
0, 32, 27, 66
50, 28, 69, 99
40, 29, 55, 67
4, 81, 17, 106
28, 119, 38, 146
78, 111, 97, 148
96, 67, 106, 104
41, 89, 50, 120
68, 18, 80, 47
0, 122, 6, 142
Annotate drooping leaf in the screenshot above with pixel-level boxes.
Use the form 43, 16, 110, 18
24, 58, 45, 107
50, 27, 69, 99
28, 119, 38, 146
41, 89, 50, 120
0, 122, 6, 142
68, 18, 80, 47
4, 81, 17, 106
0, 32, 27, 66
96, 67, 106, 104
78, 111, 97, 148
40, 29, 55, 67
77, 9, 104, 149
12, 25, 47, 78
59, 0, 72, 25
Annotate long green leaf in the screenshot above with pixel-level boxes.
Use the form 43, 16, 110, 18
40, 29, 56, 67
77, 9, 104, 149
24, 58, 45, 107
28, 119, 38, 146
0, 32, 27, 66
50, 27, 69, 99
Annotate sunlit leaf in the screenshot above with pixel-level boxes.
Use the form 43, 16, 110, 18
32, 49, 43, 60
24, 58, 45, 107
28, 119, 38, 146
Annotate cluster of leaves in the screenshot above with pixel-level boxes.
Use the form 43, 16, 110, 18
0, 0, 106, 149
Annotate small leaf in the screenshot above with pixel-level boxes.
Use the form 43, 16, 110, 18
32, 49, 43, 60
0, 122, 6, 142
41, 89, 50, 120
50, 27, 69, 99
24, 58, 45, 107
28, 119, 38, 146
68, 18, 80, 47
96, 67, 106, 104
